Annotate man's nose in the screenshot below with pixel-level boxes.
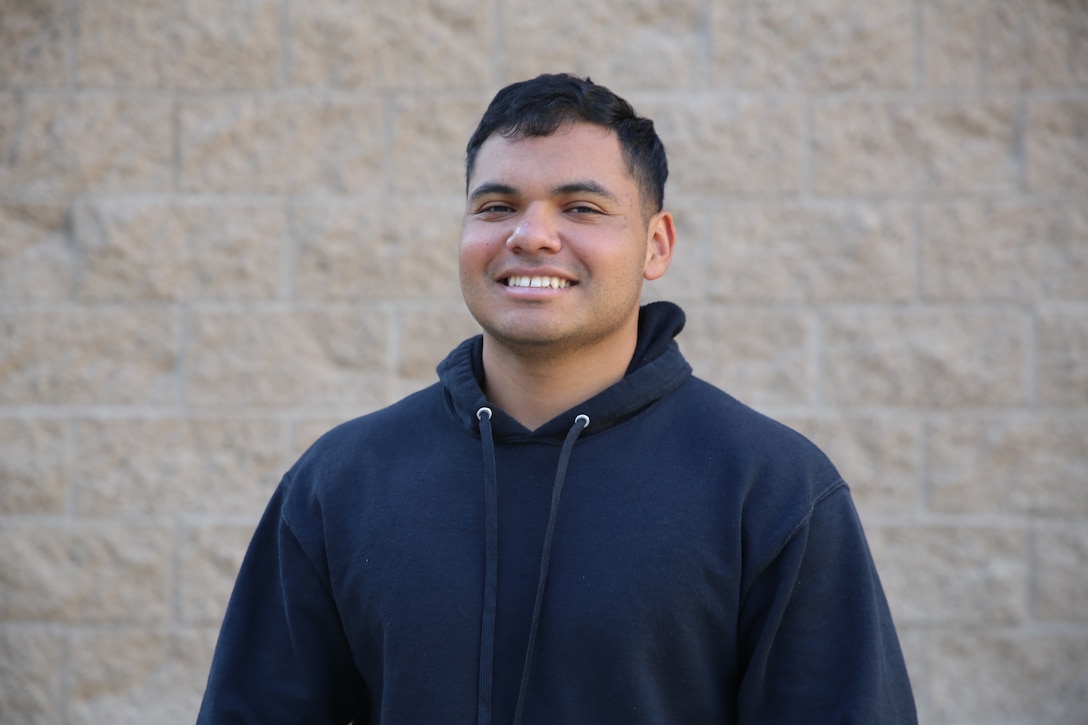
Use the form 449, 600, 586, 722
505, 207, 561, 253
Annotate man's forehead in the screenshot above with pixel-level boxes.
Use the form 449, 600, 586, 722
468, 123, 629, 186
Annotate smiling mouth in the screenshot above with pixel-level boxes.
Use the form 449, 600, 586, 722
504, 275, 572, 289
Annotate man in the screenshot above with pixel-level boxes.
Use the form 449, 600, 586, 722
198, 73, 917, 724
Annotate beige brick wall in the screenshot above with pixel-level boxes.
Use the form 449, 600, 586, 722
1, 1, 1085, 722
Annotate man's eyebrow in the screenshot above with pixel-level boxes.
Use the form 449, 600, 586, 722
467, 182, 517, 202
468, 180, 620, 204
553, 180, 619, 202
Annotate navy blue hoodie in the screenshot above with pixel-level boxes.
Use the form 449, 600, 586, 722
197, 301, 916, 724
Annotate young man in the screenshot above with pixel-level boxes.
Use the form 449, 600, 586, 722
198, 74, 917, 724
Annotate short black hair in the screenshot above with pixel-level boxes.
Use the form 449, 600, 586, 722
465, 73, 668, 215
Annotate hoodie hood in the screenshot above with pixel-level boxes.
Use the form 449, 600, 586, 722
436, 300, 693, 441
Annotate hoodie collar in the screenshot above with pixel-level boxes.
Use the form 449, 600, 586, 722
437, 301, 692, 441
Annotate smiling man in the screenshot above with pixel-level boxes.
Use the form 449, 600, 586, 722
460, 120, 674, 430
198, 74, 917, 724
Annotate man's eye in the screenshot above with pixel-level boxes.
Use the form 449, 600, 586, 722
479, 203, 514, 214
568, 205, 601, 215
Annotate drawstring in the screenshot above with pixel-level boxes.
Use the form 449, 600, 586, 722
512, 413, 590, 725
476, 407, 498, 725
474, 409, 591, 725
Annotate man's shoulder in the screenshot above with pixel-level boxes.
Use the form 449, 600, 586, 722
678, 376, 821, 444
288, 382, 449, 473
330, 382, 445, 435
674, 377, 853, 566
671, 375, 841, 486
271, 382, 462, 531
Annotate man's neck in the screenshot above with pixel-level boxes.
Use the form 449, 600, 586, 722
480, 333, 637, 431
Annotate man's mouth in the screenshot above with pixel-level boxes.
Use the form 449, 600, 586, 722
503, 275, 572, 290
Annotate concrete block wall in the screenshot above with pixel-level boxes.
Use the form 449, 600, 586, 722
1, 1, 1085, 722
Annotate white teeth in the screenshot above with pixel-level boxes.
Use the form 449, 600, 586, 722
505, 275, 571, 289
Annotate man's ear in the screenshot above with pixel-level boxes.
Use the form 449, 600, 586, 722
643, 210, 676, 281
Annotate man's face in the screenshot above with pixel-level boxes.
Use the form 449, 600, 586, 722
459, 122, 672, 360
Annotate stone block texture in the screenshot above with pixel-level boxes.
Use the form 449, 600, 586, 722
1, 1, 1085, 722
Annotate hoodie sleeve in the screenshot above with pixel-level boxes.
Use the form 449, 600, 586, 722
197, 480, 369, 724
736, 483, 917, 724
